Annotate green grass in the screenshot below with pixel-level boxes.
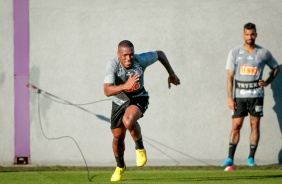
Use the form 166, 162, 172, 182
0, 165, 281, 184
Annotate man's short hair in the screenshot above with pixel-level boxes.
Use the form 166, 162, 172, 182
244, 22, 256, 32
118, 40, 134, 49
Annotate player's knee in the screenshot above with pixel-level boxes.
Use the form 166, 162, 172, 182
113, 137, 125, 147
250, 121, 260, 129
113, 130, 126, 141
122, 117, 135, 130
251, 126, 260, 133
233, 123, 243, 131
232, 126, 241, 133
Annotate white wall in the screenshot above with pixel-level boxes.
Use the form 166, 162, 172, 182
1, 0, 282, 166
0, 0, 14, 165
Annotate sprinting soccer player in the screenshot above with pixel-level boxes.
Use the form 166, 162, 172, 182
221, 23, 280, 167
104, 40, 180, 181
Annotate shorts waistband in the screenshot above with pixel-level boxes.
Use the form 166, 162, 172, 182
235, 80, 259, 89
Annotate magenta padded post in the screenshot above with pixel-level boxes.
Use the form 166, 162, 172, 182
13, 0, 30, 164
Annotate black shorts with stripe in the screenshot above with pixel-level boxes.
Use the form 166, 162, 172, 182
232, 97, 264, 118
110, 96, 149, 129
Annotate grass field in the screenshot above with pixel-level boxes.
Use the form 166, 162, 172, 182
0, 165, 281, 184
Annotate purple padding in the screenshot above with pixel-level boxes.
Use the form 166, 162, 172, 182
14, 0, 30, 160
14, 77, 30, 157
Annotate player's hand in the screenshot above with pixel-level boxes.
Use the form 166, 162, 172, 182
123, 74, 140, 91
258, 79, 268, 87
168, 74, 180, 88
228, 98, 236, 110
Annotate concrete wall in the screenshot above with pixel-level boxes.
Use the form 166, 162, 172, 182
0, 0, 14, 165
1, 0, 281, 166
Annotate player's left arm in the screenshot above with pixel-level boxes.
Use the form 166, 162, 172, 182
258, 66, 280, 87
156, 50, 181, 88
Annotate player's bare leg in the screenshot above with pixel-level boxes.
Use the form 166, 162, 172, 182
122, 105, 142, 140
248, 115, 260, 166
249, 115, 260, 145
230, 117, 245, 143
123, 105, 147, 167
112, 125, 126, 158
111, 125, 126, 181
221, 117, 244, 166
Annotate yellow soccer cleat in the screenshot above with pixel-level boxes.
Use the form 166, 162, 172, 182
136, 148, 147, 167
110, 165, 126, 182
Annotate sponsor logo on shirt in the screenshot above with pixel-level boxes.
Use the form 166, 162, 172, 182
237, 82, 258, 89
125, 82, 140, 92
247, 56, 254, 60
239, 89, 257, 95
240, 63, 258, 75
239, 89, 264, 96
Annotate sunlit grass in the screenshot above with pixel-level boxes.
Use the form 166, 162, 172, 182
0, 165, 281, 184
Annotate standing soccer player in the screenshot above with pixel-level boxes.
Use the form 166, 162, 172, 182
221, 23, 280, 167
104, 40, 180, 181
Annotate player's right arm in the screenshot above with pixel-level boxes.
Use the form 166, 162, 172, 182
227, 70, 236, 110
104, 59, 139, 97
104, 74, 140, 97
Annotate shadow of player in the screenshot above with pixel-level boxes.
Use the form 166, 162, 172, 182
270, 65, 282, 164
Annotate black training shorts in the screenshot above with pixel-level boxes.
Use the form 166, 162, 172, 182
232, 97, 264, 118
110, 96, 149, 129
